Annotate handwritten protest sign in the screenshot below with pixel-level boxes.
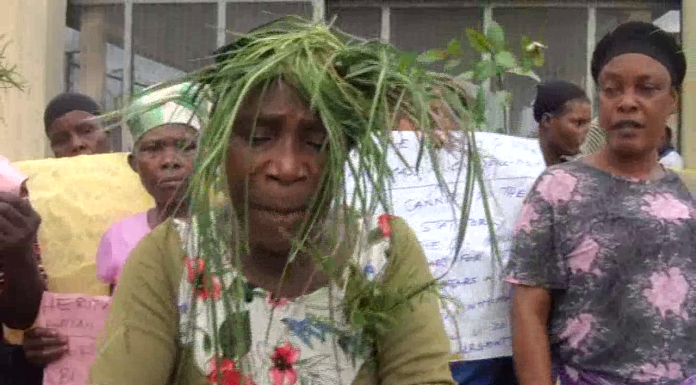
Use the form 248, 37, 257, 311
38, 292, 110, 385
346, 131, 545, 360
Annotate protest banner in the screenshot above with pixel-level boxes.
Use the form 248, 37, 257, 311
347, 131, 545, 360
37, 292, 110, 385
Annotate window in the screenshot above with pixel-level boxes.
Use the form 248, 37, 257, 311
390, 7, 482, 74
326, 6, 381, 40
494, 7, 588, 136
226, 2, 313, 44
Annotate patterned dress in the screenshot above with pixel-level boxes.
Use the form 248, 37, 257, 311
506, 161, 696, 385
174, 216, 390, 385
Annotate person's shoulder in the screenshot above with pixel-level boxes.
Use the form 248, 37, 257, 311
531, 162, 586, 185
104, 211, 149, 235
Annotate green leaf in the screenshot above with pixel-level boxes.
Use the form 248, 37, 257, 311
533, 55, 545, 67
203, 334, 212, 353
521, 35, 532, 50
218, 313, 251, 359
524, 41, 547, 67
486, 21, 505, 51
475, 59, 496, 81
494, 51, 516, 69
507, 66, 540, 81
444, 59, 461, 72
447, 39, 462, 58
417, 49, 447, 64
351, 312, 366, 328
495, 91, 512, 108
398, 51, 418, 72
456, 71, 475, 81
475, 86, 487, 125
466, 29, 490, 55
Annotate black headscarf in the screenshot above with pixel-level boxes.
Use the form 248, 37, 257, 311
591, 21, 686, 88
533, 80, 588, 123
43, 93, 101, 132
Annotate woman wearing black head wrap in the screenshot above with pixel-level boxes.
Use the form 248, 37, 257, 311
507, 22, 696, 385
43, 93, 110, 158
533, 80, 591, 166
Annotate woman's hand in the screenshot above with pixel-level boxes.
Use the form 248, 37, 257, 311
23, 327, 69, 366
0, 191, 41, 254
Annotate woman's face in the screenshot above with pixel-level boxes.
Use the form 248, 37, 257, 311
226, 81, 328, 255
597, 53, 677, 159
129, 124, 198, 207
546, 99, 592, 157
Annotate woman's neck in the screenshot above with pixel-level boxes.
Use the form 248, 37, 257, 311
596, 147, 660, 180
147, 202, 185, 229
540, 138, 563, 167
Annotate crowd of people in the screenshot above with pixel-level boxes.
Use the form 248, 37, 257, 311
0, 16, 693, 385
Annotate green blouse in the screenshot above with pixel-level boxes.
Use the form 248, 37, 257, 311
90, 217, 456, 385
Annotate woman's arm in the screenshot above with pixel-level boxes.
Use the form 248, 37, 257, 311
0, 192, 45, 329
371, 217, 456, 385
505, 170, 566, 385
90, 222, 180, 385
511, 285, 554, 385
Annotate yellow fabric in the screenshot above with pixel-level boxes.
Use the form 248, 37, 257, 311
90, 218, 456, 385
3, 153, 154, 344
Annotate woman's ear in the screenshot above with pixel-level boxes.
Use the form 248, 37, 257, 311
127, 153, 138, 173
669, 87, 679, 115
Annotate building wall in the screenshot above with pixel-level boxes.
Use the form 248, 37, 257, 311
679, 0, 696, 191
0, 0, 67, 161
0, 0, 689, 165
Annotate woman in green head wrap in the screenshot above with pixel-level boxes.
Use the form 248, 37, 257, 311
96, 83, 210, 295
90, 16, 480, 385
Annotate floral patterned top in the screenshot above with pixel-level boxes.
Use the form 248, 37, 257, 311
506, 161, 696, 385
90, 215, 456, 385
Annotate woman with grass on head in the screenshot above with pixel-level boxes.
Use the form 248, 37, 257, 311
96, 83, 209, 295
88, 17, 489, 385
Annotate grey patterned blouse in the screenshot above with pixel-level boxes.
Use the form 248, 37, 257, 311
506, 161, 696, 385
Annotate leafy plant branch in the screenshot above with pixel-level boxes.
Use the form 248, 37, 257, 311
418, 21, 546, 135
0, 35, 24, 91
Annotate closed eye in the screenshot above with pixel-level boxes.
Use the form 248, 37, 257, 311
250, 137, 271, 146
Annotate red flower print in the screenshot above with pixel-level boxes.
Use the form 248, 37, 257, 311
265, 293, 289, 310
186, 257, 222, 301
197, 276, 223, 301
269, 342, 300, 385
186, 257, 206, 283
377, 214, 395, 237
207, 357, 256, 385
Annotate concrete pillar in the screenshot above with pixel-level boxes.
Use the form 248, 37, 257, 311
0, 0, 67, 161
679, 2, 696, 192
682, 3, 696, 169
78, 6, 107, 106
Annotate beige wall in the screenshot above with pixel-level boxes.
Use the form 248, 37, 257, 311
680, 1, 696, 191
0, 0, 67, 161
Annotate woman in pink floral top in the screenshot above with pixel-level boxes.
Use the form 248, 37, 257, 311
506, 22, 695, 385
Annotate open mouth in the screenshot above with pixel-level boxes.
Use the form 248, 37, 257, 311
157, 177, 185, 189
250, 204, 308, 224
611, 120, 643, 131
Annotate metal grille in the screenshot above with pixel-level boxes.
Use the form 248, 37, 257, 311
64, 0, 682, 150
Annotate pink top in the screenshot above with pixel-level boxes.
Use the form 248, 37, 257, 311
96, 211, 151, 286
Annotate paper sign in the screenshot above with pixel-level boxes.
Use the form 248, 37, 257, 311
38, 292, 111, 385
346, 131, 545, 360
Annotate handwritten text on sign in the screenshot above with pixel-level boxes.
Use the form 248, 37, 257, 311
347, 132, 545, 360
38, 292, 110, 385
